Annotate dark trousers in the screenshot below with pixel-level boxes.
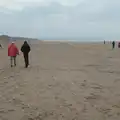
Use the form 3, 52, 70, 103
23, 53, 29, 68
112, 44, 115, 49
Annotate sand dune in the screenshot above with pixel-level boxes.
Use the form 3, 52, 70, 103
0, 41, 120, 120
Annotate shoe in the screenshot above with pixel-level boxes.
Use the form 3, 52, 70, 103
11, 65, 13, 67
25, 65, 28, 68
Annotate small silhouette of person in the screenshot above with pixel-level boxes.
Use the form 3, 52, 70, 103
112, 41, 115, 49
104, 40, 105, 44
118, 42, 120, 48
21, 41, 31, 68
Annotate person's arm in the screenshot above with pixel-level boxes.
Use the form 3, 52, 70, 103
8, 44, 11, 56
29, 46, 31, 52
28, 45, 31, 53
16, 47, 19, 55
21, 45, 24, 52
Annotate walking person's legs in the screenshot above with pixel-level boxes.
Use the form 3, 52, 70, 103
10, 57, 13, 67
112, 44, 114, 49
27, 53, 29, 66
26, 54, 29, 68
13, 56, 16, 66
113, 44, 115, 49
24, 54, 28, 68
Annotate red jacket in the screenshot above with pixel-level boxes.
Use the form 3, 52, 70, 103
8, 43, 19, 57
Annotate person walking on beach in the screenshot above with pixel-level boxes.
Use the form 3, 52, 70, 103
112, 41, 115, 49
21, 41, 31, 68
0, 44, 2, 48
104, 40, 105, 44
8, 42, 19, 67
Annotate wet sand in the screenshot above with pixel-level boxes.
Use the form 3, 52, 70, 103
0, 41, 120, 120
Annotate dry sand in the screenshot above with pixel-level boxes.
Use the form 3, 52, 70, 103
0, 41, 120, 120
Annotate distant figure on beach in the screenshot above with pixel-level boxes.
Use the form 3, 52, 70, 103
21, 41, 31, 68
104, 40, 105, 44
118, 42, 120, 48
8, 42, 19, 67
0, 44, 2, 48
112, 41, 115, 49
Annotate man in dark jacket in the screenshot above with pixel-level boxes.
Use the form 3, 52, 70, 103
112, 41, 115, 49
21, 41, 31, 68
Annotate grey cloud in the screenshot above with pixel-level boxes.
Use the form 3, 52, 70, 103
0, 0, 120, 39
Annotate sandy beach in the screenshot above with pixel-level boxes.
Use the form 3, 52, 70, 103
0, 40, 120, 120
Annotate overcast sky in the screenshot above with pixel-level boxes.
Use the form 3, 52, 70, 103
0, 0, 119, 40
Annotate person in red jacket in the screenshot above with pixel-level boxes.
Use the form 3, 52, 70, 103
8, 42, 19, 67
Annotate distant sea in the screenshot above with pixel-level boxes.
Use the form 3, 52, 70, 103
39, 37, 115, 43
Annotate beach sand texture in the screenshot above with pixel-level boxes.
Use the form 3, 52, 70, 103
0, 41, 120, 120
